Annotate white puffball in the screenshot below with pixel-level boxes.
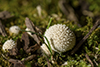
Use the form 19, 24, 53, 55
2, 39, 16, 51
44, 24, 76, 53
9, 26, 20, 35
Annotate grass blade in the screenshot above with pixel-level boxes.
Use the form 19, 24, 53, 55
46, 18, 52, 29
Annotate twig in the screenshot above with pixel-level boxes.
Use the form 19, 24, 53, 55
71, 19, 100, 55
85, 53, 94, 67
22, 55, 36, 63
0, 20, 7, 37
93, 59, 98, 66
2, 54, 8, 60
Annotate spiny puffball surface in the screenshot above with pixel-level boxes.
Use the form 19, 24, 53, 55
9, 26, 20, 35
44, 24, 76, 53
2, 39, 16, 51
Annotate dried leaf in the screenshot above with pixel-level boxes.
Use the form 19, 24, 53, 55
9, 59, 22, 63
0, 20, 7, 36
26, 44, 40, 53
9, 59, 25, 67
21, 32, 30, 51
8, 47, 18, 56
16, 38, 23, 50
22, 55, 36, 62
35, 26, 43, 35
25, 17, 40, 45
0, 11, 14, 20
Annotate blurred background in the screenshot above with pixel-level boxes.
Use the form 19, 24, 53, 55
0, 0, 100, 27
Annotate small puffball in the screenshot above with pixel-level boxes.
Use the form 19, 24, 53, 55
2, 39, 16, 51
9, 26, 20, 35
44, 24, 76, 53
62, 61, 68, 66
41, 44, 54, 56
25, 28, 33, 36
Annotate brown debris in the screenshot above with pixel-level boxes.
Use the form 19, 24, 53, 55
0, 20, 7, 37
6, 17, 42, 56
46, 57, 51, 67
14, 63, 26, 67
9, 59, 25, 67
0, 11, 14, 20
16, 38, 23, 50
85, 53, 94, 67
58, 0, 81, 27
8, 48, 18, 56
8, 54, 36, 67
0, 11, 14, 37
21, 32, 30, 51
71, 19, 100, 55
21, 32, 40, 54
25, 17, 41, 45
26, 44, 40, 54
1, 17, 42, 67
35, 26, 43, 35
22, 54, 36, 63
2, 54, 36, 67
24, 17, 41, 54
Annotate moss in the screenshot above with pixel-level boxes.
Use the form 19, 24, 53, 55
87, 0, 100, 15
0, 0, 100, 67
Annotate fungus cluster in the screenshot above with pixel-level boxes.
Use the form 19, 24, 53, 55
43, 24, 76, 54
2, 39, 16, 51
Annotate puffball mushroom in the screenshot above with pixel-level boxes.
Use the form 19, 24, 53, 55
2, 39, 16, 51
44, 24, 76, 53
9, 26, 20, 35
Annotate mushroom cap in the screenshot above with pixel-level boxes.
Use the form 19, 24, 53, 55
44, 24, 76, 53
9, 26, 20, 35
2, 39, 16, 51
